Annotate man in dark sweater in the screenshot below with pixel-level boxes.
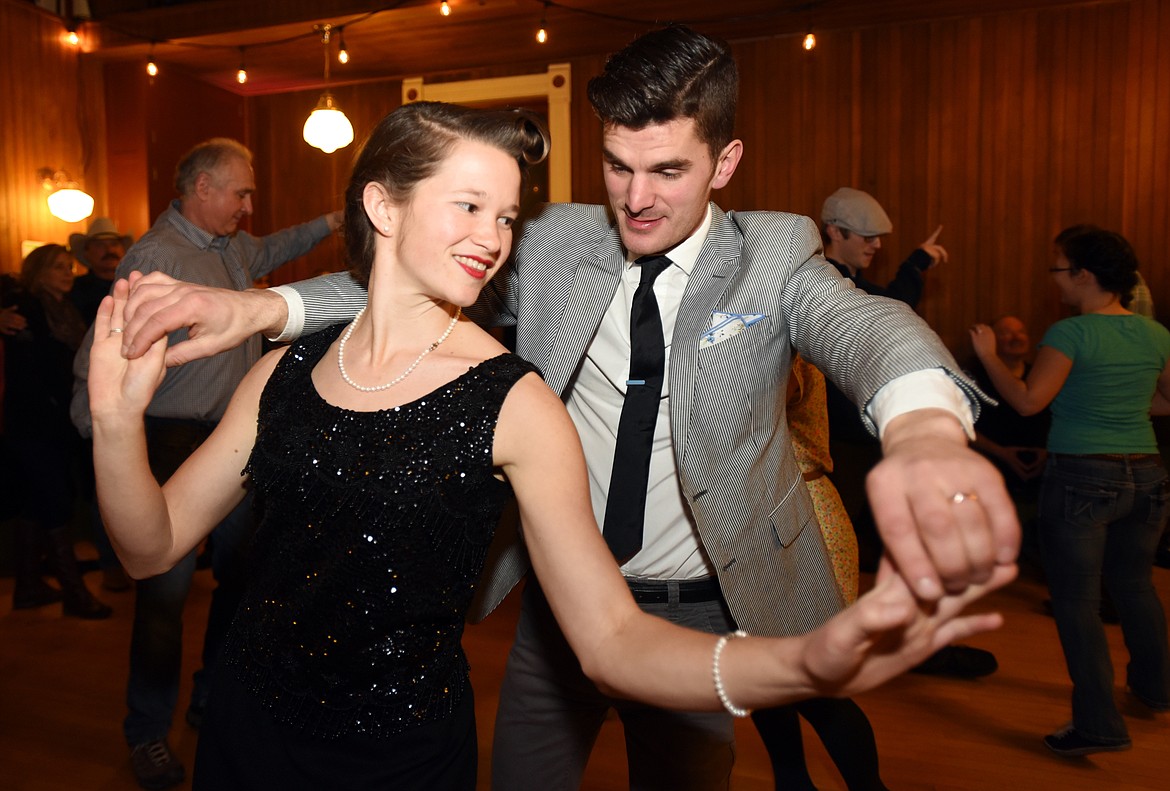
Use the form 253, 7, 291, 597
821, 187, 947, 303
819, 187, 996, 679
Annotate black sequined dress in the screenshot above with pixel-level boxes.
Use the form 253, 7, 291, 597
194, 323, 538, 789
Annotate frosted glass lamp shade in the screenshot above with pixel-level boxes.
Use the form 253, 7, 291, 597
303, 93, 354, 154
47, 187, 95, 223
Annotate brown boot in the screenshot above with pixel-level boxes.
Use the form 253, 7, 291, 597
47, 527, 112, 620
11, 520, 64, 610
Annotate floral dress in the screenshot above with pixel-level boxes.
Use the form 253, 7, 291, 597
787, 354, 859, 603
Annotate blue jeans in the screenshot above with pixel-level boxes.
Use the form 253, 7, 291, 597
123, 418, 255, 746
1038, 454, 1170, 742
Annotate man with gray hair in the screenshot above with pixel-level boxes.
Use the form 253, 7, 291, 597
71, 137, 341, 790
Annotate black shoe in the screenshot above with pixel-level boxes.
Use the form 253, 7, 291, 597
62, 591, 113, 620
185, 702, 204, 729
1128, 686, 1170, 712
1043, 725, 1130, 757
130, 739, 185, 790
12, 579, 64, 610
910, 645, 998, 679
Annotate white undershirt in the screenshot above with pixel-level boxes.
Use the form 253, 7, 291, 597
565, 211, 711, 579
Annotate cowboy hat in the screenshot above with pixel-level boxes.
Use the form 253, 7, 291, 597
69, 217, 133, 269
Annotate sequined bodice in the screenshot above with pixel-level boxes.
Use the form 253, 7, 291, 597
223, 324, 538, 739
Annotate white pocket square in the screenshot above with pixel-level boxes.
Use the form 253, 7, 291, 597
700, 311, 765, 349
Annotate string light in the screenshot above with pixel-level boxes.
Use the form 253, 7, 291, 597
536, 2, 548, 44
99, 5, 827, 90
65, 25, 80, 47
236, 48, 248, 84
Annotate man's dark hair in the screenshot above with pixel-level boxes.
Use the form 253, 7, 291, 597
1054, 224, 1139, 307
586, 25, 738, 160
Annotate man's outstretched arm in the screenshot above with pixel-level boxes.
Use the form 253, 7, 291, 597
122, 270, 365, 365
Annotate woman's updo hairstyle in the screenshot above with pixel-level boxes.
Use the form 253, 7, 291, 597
1053, 224, 1139, 308
343, 101, 550, 288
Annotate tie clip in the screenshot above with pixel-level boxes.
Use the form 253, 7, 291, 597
626, 379, 646, 386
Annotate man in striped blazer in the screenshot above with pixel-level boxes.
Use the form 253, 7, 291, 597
116, 25, 1017, 791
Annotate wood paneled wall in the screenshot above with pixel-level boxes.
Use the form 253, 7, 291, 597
4, 0, 1169, 364
0, 0, 105, 269
722, 0, 1170, 355
242, 0, 1170, 357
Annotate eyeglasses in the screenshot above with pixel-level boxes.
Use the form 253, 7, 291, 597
1048, 267, 1074, 272
829, 223, 881, 245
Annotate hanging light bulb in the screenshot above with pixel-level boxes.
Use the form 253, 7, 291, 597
303, 93, 354, 154
337, 29, 349, 64
536, 3, 548, 43
65, 24, 80, 47
38, 168, 94, 223
48, 187, 95, 223
236, 48, 248, 84
440, 1, 451, 16
802, 31, 817, 51
303, 25, 354, 154
146, 43, 159, 76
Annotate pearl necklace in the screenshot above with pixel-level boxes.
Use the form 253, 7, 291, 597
337, 306, 461, 393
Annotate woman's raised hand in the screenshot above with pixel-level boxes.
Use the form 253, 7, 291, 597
89, 273, 168, 422
797, 556, 1016, 697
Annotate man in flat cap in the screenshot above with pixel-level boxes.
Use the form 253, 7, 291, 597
70, 217, 133, 327
820, 188, 995, 679
821, 187, 946, 307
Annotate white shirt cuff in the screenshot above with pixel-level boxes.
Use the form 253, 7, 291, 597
868, 369, 976, 439
268, 285, 305, 343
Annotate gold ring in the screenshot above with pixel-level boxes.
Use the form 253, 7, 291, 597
951, 491, 978, 504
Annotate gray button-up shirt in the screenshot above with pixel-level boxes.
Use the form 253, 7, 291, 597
72, 201, 335, 432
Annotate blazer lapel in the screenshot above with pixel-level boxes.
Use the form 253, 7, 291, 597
670, 207, 742, 455
541, 237, 625, 396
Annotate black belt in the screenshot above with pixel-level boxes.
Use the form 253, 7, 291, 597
1050, 453, 1161, 461
625, 577, 722, 604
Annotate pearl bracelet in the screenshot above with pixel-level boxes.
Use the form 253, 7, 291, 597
712, 629, 751, 718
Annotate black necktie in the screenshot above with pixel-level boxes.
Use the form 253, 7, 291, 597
603, 255, 673, 562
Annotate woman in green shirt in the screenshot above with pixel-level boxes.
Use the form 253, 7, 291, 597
972, 225, 1170, 757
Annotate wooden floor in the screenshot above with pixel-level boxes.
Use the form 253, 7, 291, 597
1, 544, 1167, 790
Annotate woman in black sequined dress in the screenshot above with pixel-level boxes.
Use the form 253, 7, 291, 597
88, 102, 1013, 789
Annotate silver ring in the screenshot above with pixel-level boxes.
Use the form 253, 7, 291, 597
951, 491, 978, 504
110, 327, 124, 334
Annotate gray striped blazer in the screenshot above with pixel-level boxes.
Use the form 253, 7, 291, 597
290, 202, 977, 637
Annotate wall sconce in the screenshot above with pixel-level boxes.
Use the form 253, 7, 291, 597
37, 168, 95, 223
302, 24, 354, 154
